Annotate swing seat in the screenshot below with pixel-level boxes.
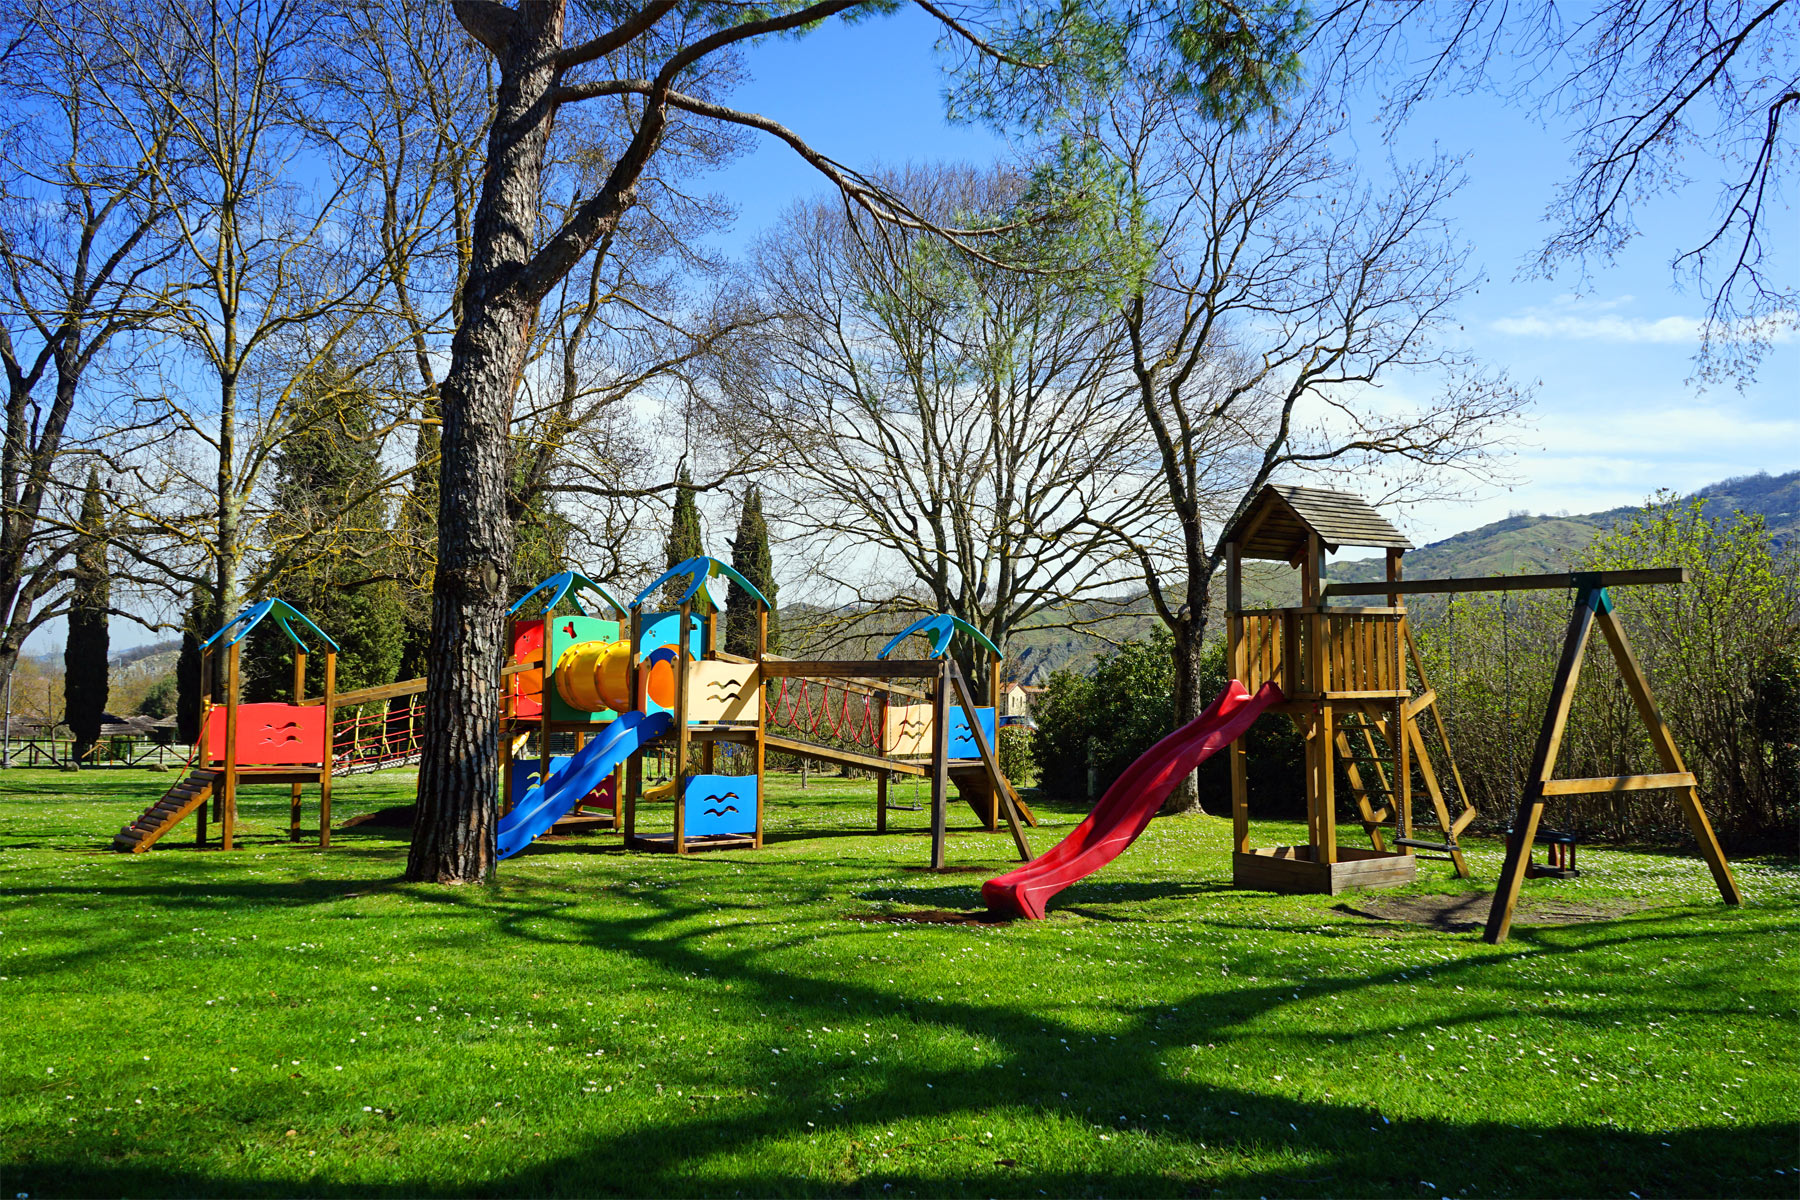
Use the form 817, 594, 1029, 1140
1509, 825, 1580, 878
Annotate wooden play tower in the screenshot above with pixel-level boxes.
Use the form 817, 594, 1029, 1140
1221, 485, 1473, 895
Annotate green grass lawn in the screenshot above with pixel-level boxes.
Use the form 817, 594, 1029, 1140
2, 765, 1795, 1197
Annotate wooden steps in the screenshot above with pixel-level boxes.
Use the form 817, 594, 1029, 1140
111, 770, 218, 853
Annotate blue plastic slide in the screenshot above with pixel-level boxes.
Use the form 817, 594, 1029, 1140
496, 710, 673, 859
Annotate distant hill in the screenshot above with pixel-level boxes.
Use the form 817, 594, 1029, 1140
787, 469, 1796, 684
1330, 470, 1798, 584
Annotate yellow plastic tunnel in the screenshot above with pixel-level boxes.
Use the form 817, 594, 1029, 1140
552, 639, 678, 713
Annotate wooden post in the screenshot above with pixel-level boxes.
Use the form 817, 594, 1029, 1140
319, 652, 335, 847
1388, 549, 1406, 857
1319, 701, 1337, 863
929, 658, 950, 869
624, 607, 643, 847
1484, 589, 1599, 943
196, 646, 212, 847
540, 614, 555, 817
1226, 543, 1250, 854
673, 600, 691, 853
500, 617, 516, 817
876, 678, 890, 833
754, 608, 768, 849
222, 641, 240, 851
290, 650, 306, 841
1594, 605, 1740, 905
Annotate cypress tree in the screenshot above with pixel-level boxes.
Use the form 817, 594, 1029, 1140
63, 468, 109, 763
176, 587, 219, 745
726, 485, 780, 655
246, 366, 406, 700
663, 468, 704, 608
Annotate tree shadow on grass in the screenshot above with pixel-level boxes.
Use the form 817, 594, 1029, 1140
8, 868, 1791, 1198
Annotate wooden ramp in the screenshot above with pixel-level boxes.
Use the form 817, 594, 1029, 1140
949, 763, 1039, 827
112, 770, 217, 853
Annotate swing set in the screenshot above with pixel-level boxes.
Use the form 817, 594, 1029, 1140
1222, 484, 1739, 942
1325, 567, 1741, 944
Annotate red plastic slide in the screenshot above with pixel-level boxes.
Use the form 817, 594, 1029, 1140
982, 680, 1284, 920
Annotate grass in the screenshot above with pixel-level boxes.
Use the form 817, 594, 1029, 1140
1, 765, 1796, 1198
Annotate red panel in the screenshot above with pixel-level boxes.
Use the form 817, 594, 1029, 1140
510, 619, 545, 718
578, 774, 617, 812
206, 703, 329, 765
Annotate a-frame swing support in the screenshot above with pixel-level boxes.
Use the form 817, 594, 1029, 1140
1326, 566, 1742, 943
1481, 580, 1741, 943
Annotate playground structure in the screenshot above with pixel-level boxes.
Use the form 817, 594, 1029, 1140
990, 482, 1742, 933
113, 600, 340, 853
111, 499, 1740, 946
115, 559, 1036, 868
1323, 563, 1741, 943
1218, 485, 1475, 896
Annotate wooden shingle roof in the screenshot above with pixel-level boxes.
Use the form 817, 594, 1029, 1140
1224, 485, 1412, 562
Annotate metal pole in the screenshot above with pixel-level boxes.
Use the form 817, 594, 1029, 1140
3, 672, 11, 768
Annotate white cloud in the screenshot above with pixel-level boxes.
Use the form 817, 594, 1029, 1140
1491, 296, 1798, 345
1492, 311, 1702, 343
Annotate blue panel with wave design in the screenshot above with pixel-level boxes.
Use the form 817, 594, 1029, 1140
682, 774, 758, 837
947, 706, 997, 759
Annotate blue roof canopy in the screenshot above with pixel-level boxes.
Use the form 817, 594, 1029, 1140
201, 599, 340, 654
508, 571, 628, 619
877, 614, 1002, 661
631, 556, 771, 614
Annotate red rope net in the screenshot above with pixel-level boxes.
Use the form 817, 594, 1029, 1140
766, 678, 882, 749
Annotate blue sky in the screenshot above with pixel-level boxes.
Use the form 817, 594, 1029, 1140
704, 8, 1797, 546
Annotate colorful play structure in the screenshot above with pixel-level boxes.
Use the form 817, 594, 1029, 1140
113, 489, 1741, 946
113, 557, 1036, 869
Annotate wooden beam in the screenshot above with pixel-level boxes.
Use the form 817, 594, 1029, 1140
1324, 567, 1688, 599
319, 653, 335, 847
1594, 606, 1741, 905
1539, 772, 1698, 795
760, 735, 925, 777
948, 663, 1033, 862
1484, 590, 1599, 944
290, 650, 306, 843
760, 659, 942, 681
929, 660, 949, 869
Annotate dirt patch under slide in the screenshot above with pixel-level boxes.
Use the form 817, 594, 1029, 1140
844, 908, 1010, 926
1337, 893, 1653, 933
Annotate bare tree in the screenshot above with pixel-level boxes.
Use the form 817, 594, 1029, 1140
1077, 79, 1528, 812
67, 0, 400, 637
1309, 0, 1800, 385
0, 8, 177, 696
719, 166, 1153, 688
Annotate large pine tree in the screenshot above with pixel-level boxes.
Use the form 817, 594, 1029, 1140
63, 468, 109, 763
246, 367, 405, 700
726, 485, 779, 655
662, 468, 704, 609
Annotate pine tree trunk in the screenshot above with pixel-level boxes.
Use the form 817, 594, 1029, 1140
406, 4, 565, 884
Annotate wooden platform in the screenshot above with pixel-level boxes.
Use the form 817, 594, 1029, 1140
549, 811, 617, 834
1233, 845, 1417, 895
633, 832, 755, 852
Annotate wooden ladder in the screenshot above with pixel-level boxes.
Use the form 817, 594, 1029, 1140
111, 770, 218, 853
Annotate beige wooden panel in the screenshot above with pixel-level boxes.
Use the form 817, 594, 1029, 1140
687, 660, 761, 724
885, 702, 932, 757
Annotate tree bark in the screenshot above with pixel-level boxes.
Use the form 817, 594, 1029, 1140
407, 2, 566, 884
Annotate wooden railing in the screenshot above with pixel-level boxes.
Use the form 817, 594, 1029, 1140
1232, 607, 1407, 699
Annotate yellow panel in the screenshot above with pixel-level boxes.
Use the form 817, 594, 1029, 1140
688, 660, 761, 723
885, 703, 932, 757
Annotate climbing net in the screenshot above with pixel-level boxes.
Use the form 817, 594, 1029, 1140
766, 678, 883, 749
